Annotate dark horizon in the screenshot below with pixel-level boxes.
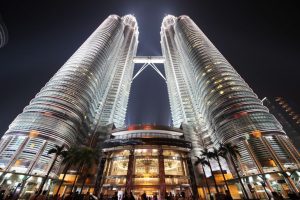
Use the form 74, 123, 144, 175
0, 1, 300, 134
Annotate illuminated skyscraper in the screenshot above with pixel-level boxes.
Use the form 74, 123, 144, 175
1, 13, 300, 200
161, 15, 300, 198
263, 97, 300, 150
0, 15, 138, 182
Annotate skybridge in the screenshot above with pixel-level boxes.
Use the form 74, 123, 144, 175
132, 56, 166, 82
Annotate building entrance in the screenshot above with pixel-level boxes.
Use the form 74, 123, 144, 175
99, 125, 194, 199
132, 187, 159, 199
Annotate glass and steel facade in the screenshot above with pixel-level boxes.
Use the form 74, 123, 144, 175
0, 15, 138, 191
161, 15, 300, 198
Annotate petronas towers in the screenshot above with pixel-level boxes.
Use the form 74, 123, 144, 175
1, 14, 300, 199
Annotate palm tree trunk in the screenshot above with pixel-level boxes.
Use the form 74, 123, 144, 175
70, 162, 84, 192
79, 174, 88, 194
207, 160, 220, 197
201, 165, 212, 199
70, 173, 79, 193
216, 157, 231, 196
37, 154, 58, 195
0, 172, 8, 185
229, 154, 249, 200
94, 156, 106, 197
55, 162, 71, 197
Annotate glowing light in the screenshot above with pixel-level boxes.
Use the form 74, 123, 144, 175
29, 130, 40, 138
265, 174, 271, 179
251, 130, 262, 138
249, 176, 253, 182
37, 177, 43, 183
4, 173, 12, 178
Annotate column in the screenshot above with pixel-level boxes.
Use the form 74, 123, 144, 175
158, 147, 166, 200
94, 155, 107, 196
125, 148, 134, 192
276, 136, 300, 167
26, 140, 48, 174
186, 157, 199, 200
243, 140, 273, 199
3, 136, 29, 172
260, 136, 299, 194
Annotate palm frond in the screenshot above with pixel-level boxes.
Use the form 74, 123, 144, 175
201, 159, 209, 166
194, 156, 201, 166
48, 148, 57, 155
200, 148, 209, 157
220, 142, 242, 159
48, 144, 65, 155
61, 147, 80, 165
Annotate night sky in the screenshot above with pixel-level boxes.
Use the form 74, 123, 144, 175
0, 1, 299, 134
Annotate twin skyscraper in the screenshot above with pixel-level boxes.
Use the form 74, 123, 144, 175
0, 14, 299, 198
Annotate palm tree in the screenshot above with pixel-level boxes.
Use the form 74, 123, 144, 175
36, 144, 65, 195
212, 147, 232, 198
194, 156, 212, 200
69, 153, 83, 193
69, 146, 100, 194
78, 146, 100, 194
201, 148, 220, 197
55, 147, 79, 197
220, 143, 250, 200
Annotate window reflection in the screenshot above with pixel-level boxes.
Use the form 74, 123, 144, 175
164, 159, 184, 175
108, 159, 129, 176
135, 158, 158, 176
102, 148, 189, 190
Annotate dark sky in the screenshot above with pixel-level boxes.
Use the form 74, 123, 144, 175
0, 0, 299, 134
